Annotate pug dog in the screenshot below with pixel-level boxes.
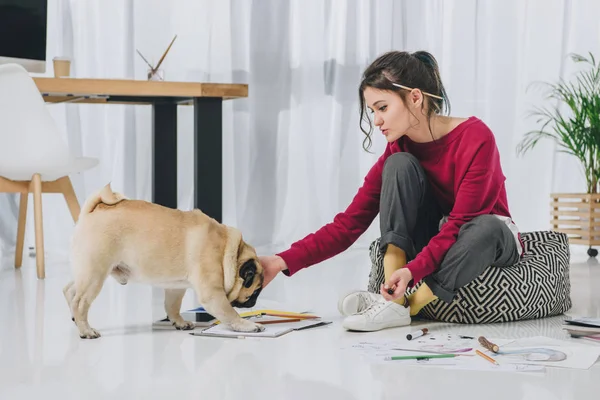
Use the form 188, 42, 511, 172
63, 183, 265, 339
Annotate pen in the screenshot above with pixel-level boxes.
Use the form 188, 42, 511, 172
295, 321, 332, 330
189, 332, 246, 339
385, 354, 457, 361
407, 328, 429, 340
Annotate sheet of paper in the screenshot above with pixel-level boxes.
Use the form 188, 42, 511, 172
340, 335, 513, 355
342, 345, 543, 372
392, 333, 515, 353
489, 336, 600, 370
197, 322, 294, 338
343, 335, 600, 371
341, 335, 509, 361
451, 363, 545, 373
196, 318, 329, 338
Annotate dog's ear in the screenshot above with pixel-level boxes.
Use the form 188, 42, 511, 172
239, 260, 257, 288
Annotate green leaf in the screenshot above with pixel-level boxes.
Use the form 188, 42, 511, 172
517, 52, 600, 193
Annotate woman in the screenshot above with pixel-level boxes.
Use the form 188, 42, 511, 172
258, 50, 523, 332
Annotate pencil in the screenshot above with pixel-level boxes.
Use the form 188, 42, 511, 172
213, 317, 302, 325
264, 312, 319, 319
154, 35, 178, 71
255, 318, 302, 325
475, 350, 499, 365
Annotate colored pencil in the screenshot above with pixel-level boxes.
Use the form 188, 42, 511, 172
475, 350, 499, 365
254, 318, 302, 325
385, 354, 457, 361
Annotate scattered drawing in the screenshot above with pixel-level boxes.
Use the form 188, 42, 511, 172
498, 348, 567, 362
406, 334, 478, 353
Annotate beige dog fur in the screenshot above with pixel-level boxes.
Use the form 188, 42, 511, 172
63, 183, 265, 339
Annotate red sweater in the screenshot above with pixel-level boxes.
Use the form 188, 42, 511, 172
277, 117, 520, 285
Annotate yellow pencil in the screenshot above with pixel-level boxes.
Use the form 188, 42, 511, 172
475, 350, 499, 365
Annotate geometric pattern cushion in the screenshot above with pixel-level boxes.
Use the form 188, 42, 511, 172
366, 231, 572, 324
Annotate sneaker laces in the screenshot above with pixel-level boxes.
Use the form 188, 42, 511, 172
356, 292, 381, 313
359, 301, 388, 317
358, 293, 409, 317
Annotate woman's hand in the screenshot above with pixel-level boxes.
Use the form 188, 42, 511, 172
257, 255, 288, 288
381, 268, 413, 301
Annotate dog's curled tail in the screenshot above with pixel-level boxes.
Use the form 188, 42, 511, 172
80, 183, 126, 217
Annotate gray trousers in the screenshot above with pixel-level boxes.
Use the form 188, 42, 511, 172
379, 153, 520, 303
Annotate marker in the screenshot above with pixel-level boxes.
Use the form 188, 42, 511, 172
406, 328, 428, 340
478, 336, 500, 353
383, 284, 395, 295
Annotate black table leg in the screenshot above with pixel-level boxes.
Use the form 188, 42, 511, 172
193, 97, 222, 222
152, 101, 178, 208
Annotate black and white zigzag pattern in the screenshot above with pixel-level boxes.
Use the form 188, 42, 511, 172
367, 231, 572, 324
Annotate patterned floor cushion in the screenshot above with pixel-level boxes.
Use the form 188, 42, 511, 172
366, 231, 572, 324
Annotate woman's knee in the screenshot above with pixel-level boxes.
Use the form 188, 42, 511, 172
459, 215, 502, 239
382, 153, 420, 181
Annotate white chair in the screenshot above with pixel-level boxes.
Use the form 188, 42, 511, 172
0, 63, 99, 279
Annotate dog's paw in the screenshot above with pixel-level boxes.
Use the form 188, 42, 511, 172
79, 328, 101, 339
230, 319, 265, 333
174, 320, 196, 331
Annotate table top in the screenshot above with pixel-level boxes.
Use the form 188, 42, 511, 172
33, 77, 248, 105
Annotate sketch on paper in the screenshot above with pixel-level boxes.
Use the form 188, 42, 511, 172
394, 334, 482, 354
341, 335, 600, 371
497, 347, 567, 362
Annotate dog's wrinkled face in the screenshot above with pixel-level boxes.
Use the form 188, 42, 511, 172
231, 242, 264, 308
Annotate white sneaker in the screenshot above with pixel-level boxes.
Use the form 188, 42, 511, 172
337, 290, 383, 316
342, 300, 411, 332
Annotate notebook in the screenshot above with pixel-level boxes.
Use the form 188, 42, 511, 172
563, 317, 600, 339
564, 317, 600, 329
190, 318, 332, 338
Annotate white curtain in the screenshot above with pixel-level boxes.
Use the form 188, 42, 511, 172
1, 0, 599, 307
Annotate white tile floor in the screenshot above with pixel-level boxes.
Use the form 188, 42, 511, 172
1, 249, 600, 400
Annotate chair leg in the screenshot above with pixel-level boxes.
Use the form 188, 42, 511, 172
15, 191, 28, 268
59, 177, 81, 223
31, 174, 45, 279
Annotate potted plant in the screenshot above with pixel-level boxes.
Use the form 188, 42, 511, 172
516, 52, 600, 257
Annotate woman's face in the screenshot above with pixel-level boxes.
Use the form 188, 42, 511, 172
363, 86, 422, 143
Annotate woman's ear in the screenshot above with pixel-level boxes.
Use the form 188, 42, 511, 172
410, 89, 423, 108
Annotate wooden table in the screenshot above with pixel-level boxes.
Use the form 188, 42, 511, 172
34, 77, 248, 222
